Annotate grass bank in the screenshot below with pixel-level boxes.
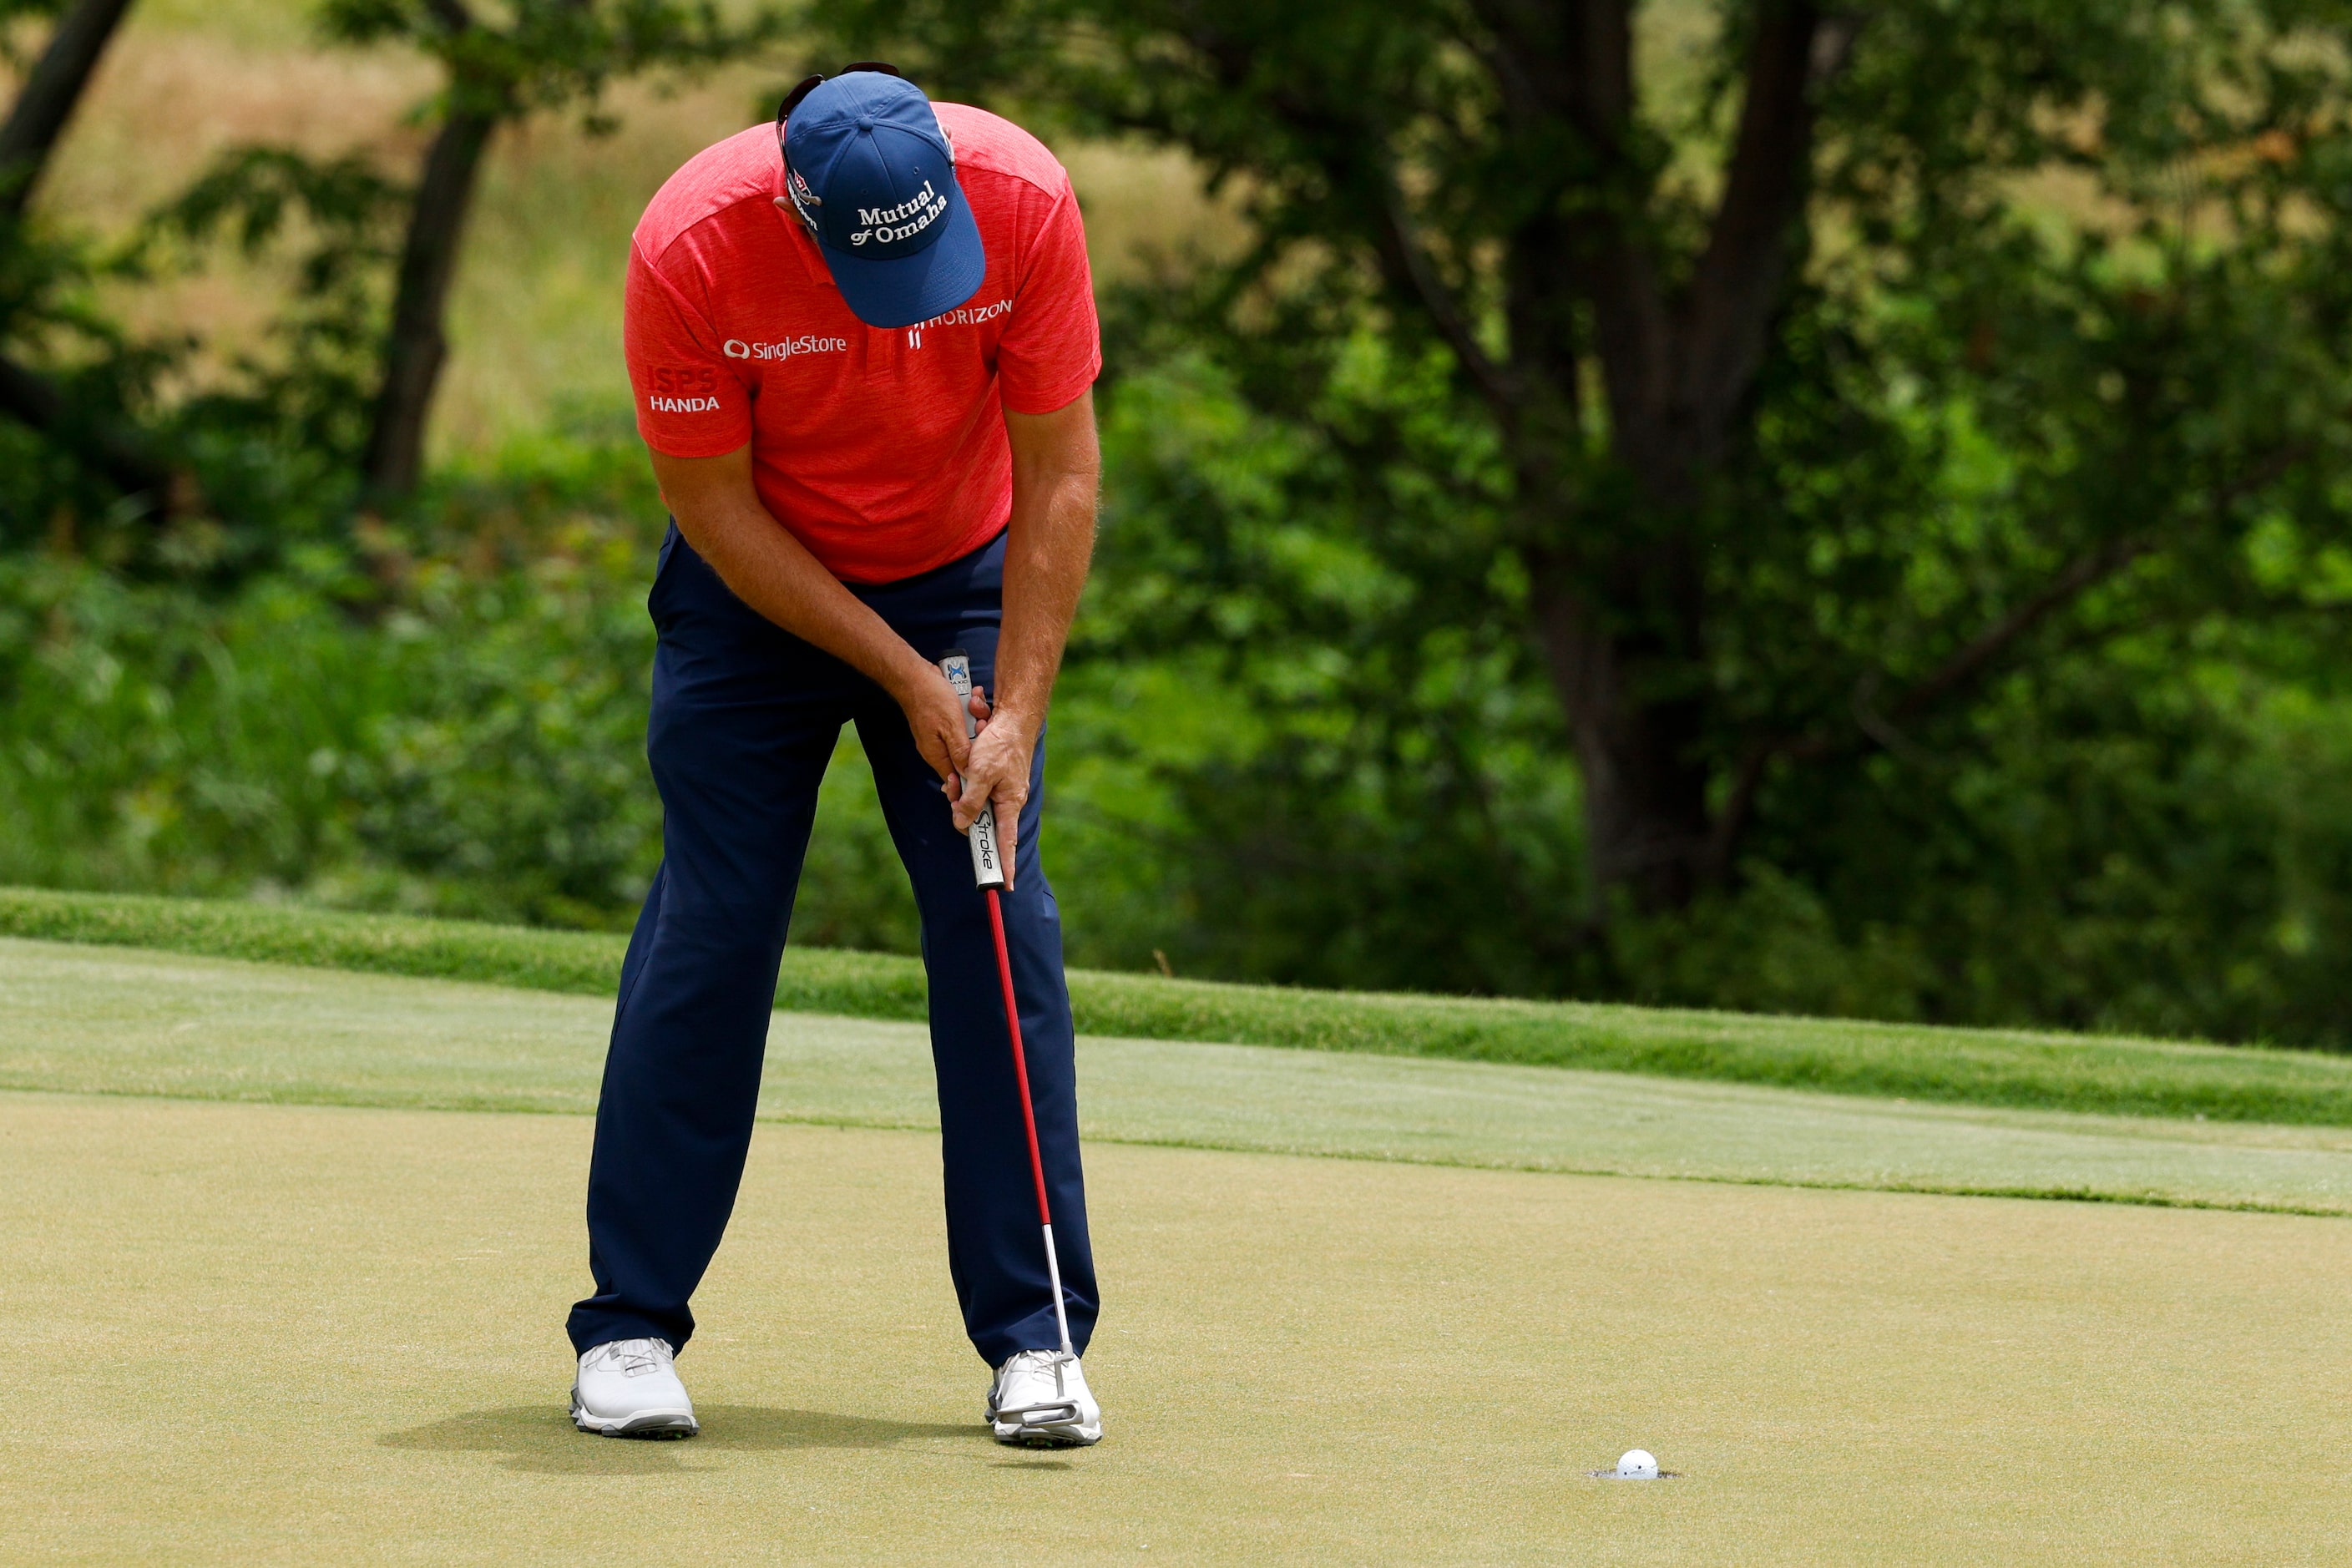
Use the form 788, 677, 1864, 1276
14, 938, 2352, 1213
8, 885, 2352, 1125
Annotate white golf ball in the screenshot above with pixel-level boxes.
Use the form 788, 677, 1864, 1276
1616, 1449, 1659, 1479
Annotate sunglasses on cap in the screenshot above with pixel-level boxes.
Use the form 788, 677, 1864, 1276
774, 63, 956, 243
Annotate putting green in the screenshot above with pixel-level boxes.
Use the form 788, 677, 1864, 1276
8, 938, 2352, 1211
4, 1093, 2350, 1565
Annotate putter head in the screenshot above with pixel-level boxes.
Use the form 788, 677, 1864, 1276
1009, 1401, 1082, 1428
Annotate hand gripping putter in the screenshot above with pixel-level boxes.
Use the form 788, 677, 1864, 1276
938, 651, 1081, 1429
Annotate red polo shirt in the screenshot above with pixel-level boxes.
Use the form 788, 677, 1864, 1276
625, 105, 1100, 584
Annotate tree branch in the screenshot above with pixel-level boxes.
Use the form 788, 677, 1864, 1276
1478, 0, 1672, 468
1680, 0, 1830, 422
1705, 438, 2314, 878
1886, 535, 2151, 724
0, 0, 139, 221
1701, 532, 2146, 881
1889, 441, 2309, 725
1460, 4, 1557, 131
1368, 173, 1521, 414
1560, 0, 1635, 135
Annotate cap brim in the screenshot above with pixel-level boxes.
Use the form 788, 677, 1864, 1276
818, 186, 987, 330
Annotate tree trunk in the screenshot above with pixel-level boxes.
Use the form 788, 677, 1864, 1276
0, 0, 188, 516
1525, 535, 1715, 917
1495, 194, 1722, 918
360, 106, 496, 501
0, 0, 139, 220
1471, 0, 1828, 918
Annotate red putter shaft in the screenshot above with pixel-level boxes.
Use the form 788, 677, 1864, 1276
987, 885, 1054, 1227
938, 648, 1075, 1361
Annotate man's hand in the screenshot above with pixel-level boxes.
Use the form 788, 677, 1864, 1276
898, 668, 985, 800
950, 683, 1034, 874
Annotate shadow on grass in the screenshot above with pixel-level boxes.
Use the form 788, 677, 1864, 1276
382, 1404, 979, 1474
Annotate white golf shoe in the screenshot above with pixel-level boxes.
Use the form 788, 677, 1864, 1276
985, 1349, 1101, 1448
570, 1338, 698, 1438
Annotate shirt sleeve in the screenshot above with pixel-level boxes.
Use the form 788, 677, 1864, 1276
994, 177, 1101, 416
625, 238, 752, 458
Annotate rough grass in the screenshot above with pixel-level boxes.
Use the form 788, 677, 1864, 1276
11, 885, 2352, 1125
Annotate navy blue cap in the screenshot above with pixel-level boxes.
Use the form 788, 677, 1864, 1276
783, 73, 986, 329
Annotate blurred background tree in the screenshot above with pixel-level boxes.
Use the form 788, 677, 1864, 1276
0, 0, 782, 564
3, 0, 2351, 1044
0, 0, 185, 517
812, 0, 2352, 1034
319, 0, 785, 499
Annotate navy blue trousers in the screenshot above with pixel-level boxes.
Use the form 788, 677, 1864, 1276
565, 524, 1096, 1367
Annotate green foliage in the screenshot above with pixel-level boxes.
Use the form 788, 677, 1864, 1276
0, 420, 950, 947
1061, 338, 1586, 995
320, 0, 788, 123
6, 362, 2352, 1046
4, 0, 2352, 1055
0, 426, 654, 925
0, 197, 183, 557
1074, 317, 2352, 1041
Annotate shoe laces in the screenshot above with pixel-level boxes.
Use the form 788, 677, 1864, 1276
1003, 1348, 1072, 1388
589, 1338, 672, 1378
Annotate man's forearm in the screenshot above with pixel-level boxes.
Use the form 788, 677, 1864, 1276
993, 421, 1100, 738
646, 410, 1094, 812
662, 473, 933, 706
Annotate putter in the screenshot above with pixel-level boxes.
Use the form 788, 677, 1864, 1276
938, 650, 1081, 1431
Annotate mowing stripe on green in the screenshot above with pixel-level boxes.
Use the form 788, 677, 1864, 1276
6, 886, 2352, 1123
8, 938, 2352, 1214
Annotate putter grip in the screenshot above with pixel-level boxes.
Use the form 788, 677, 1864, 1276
938, 650, 1009, 892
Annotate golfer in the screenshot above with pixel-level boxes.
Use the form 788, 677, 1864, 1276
564, 67, 1104, 1447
